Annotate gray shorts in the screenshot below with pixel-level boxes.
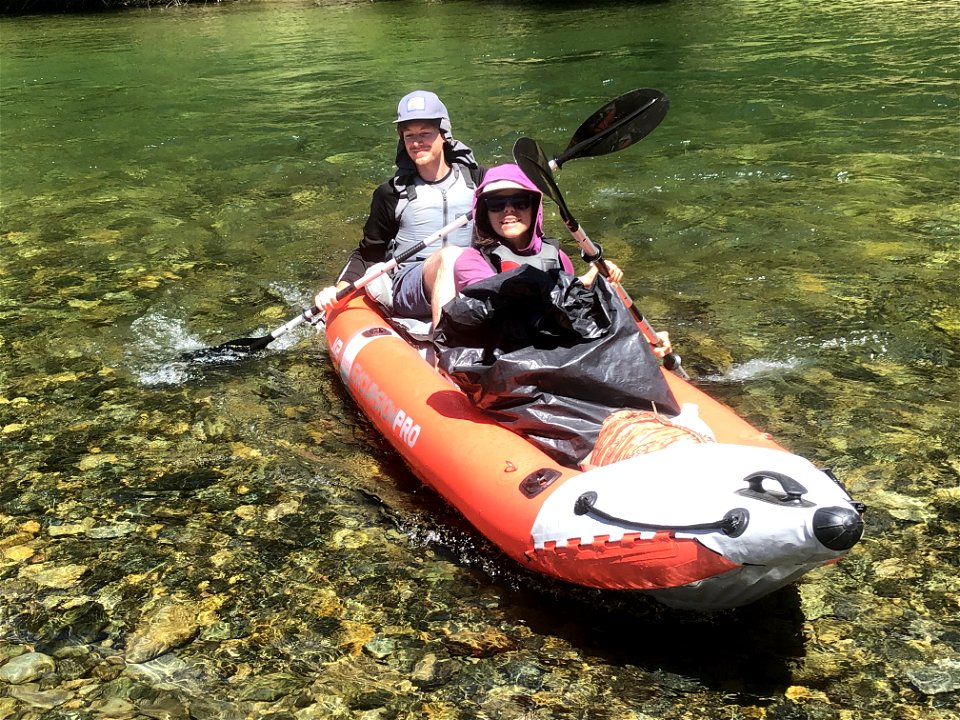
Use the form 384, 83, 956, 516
391, 263, 431, 320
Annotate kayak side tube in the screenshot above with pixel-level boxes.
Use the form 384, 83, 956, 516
325, 297, 580, 562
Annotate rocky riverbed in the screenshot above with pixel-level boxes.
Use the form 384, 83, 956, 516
2, 339, 958, 718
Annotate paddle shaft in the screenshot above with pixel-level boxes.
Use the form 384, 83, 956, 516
559, 211, 688, 378
334, 211, 472, 301
291, 211, 471, 329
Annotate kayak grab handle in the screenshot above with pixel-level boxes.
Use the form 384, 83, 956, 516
737, 471, 814, 507
519, 468, 562, 498
574, 491, 749, 538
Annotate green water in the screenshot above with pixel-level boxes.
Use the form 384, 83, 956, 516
1, 0, 958, 717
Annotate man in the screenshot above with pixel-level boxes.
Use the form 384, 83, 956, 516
315, 90, 483, 326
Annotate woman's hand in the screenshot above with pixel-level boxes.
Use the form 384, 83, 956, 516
603, 260, 624, 284
652, 330, 673, 359
579, 260, 624, 287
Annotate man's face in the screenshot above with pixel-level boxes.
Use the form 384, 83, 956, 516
400, 121, 444, 168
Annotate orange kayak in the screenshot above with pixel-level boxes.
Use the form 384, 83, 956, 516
324, 294, 864, 610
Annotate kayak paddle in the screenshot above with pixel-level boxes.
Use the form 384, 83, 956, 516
512, 135, 689, 380
183, 213, 471, 361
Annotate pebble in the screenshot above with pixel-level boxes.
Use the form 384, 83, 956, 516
87, 697, 137, 718
86, 522, 138, 539
363, 635, 397, 659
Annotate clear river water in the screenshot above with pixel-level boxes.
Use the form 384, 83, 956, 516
1, 0, 958, 718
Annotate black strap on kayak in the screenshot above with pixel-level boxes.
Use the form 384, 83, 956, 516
574, 491, 749, 538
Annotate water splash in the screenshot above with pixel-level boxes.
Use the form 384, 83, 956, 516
126, 312, 209, 386
703, 331, 892, 383
705, 357, 803, 382
817, 331, 889, 358
125, 305, 326, 386
268, 281, 310, 308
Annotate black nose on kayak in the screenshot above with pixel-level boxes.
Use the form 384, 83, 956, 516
813, 506, 865, 551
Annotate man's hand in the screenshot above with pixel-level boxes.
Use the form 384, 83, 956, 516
314, 281, 351, 314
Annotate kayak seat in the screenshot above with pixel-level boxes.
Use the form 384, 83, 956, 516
384, 315, 437, 365
385, 315, 434, 342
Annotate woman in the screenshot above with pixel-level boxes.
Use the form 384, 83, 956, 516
442, 162, 671, 358
451, 163, 622, 292
434, 164, 675, 466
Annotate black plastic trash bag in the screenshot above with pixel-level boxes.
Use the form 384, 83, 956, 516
434, 265, 680, 467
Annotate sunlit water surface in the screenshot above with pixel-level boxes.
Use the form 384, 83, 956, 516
1, 1, 957, 718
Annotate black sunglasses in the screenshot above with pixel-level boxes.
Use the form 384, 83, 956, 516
484, 194, 534, 213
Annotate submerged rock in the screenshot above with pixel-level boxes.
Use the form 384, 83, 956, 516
18, 562, 88, 589
6, 684, 73, 710
904, 658, 960, 695
237, 672, 305, 702
124, 602, 209, 664
0, 651, 56, 684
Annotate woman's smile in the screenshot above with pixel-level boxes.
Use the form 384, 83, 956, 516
487, 194, 534, 244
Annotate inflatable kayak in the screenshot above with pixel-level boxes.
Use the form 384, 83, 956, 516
323, 293, 865, 611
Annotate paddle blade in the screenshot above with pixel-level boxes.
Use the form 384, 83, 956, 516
179, 335, 272, 362
556, 89, 669, 167
512, 137, 574, 227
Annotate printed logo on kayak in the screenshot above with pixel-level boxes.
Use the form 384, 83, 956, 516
347, 360, 421, 449
330, 336, 344, 362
